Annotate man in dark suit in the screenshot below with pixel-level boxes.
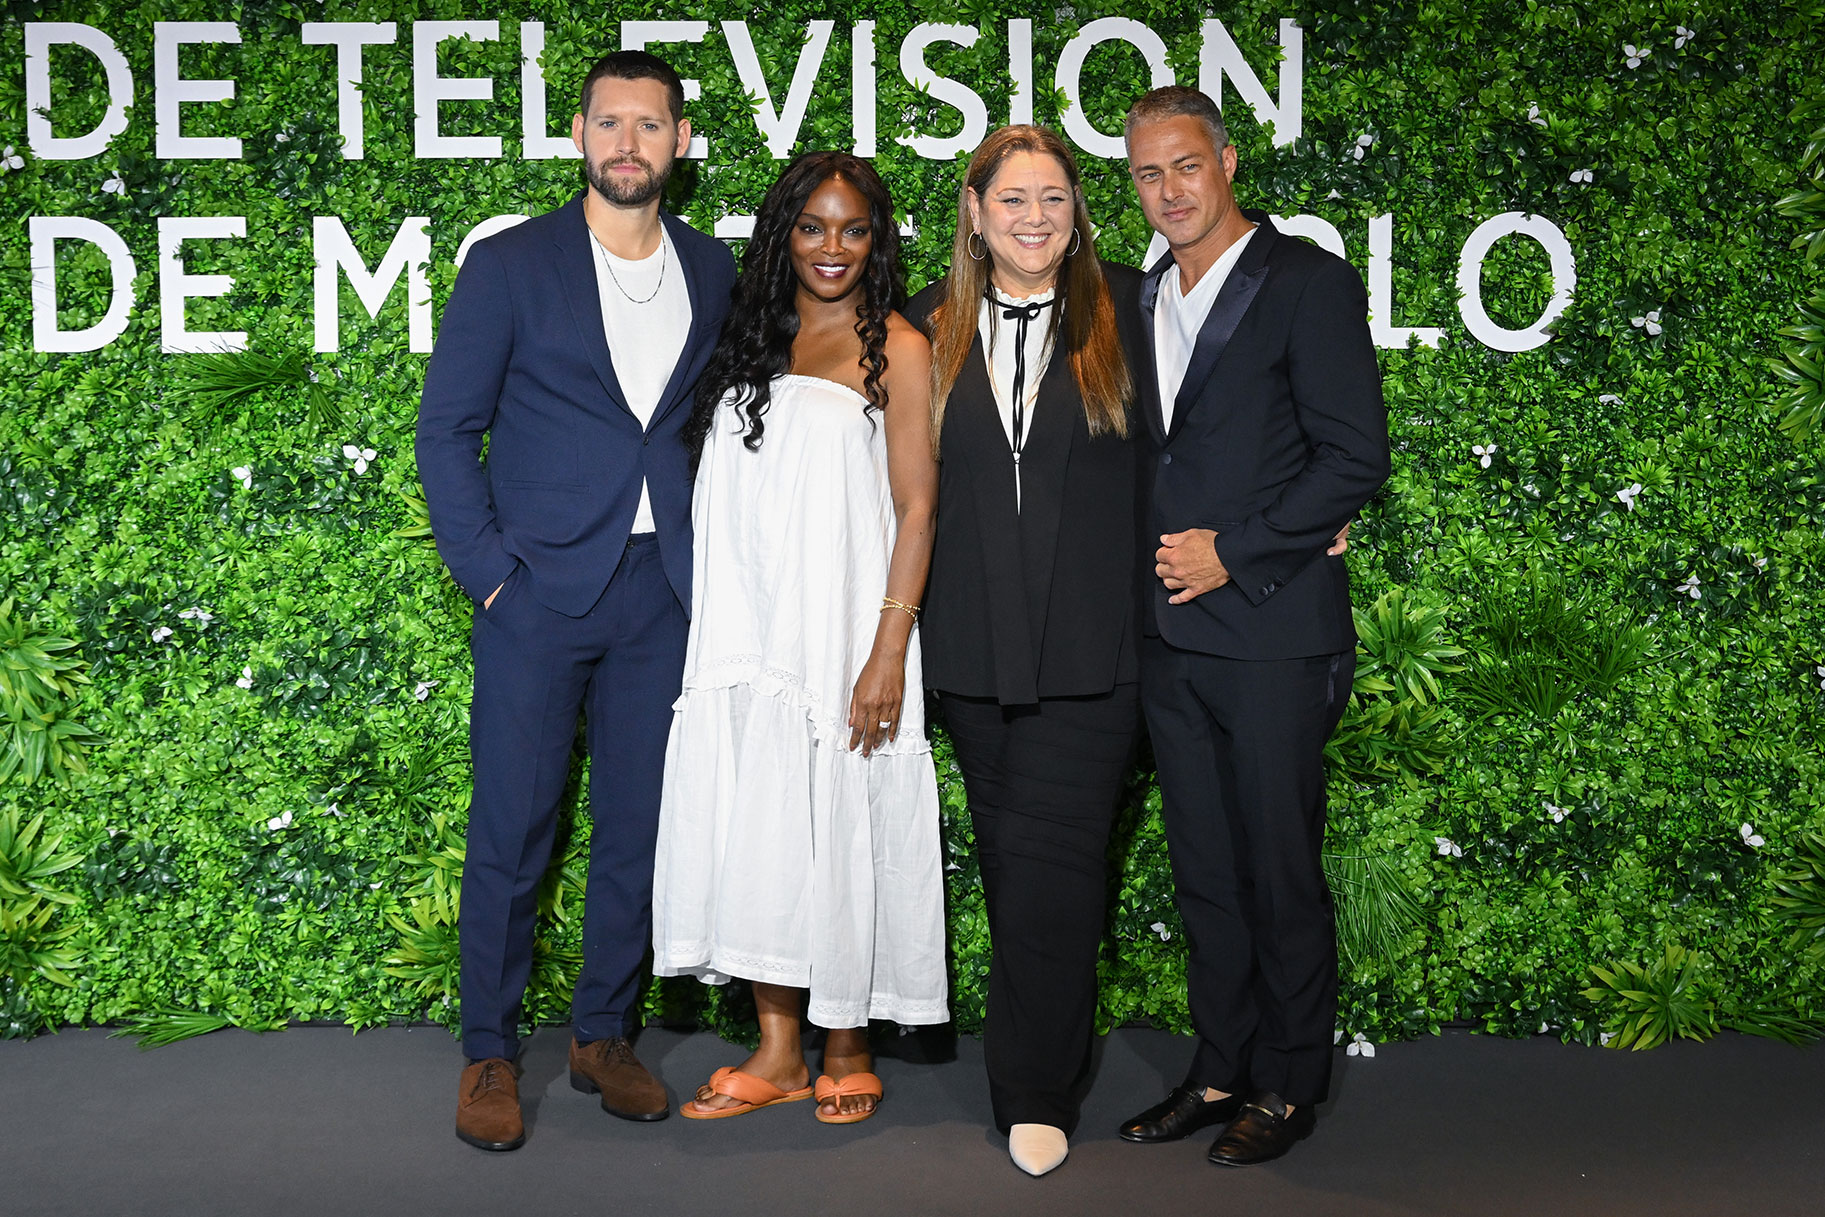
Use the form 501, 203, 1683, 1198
1115, 86, 1390, 1166
416, 50, 735, 1152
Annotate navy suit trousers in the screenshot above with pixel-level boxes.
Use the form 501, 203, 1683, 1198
459, 536, 686, 1061
1140, 638, 1354, 1107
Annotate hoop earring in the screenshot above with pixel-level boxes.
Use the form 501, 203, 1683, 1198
1068, 227, 1083, 256
967, 231, 986, 261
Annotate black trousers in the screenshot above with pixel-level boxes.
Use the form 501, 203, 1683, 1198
939, 685, 1140, 1135
1139, 638, 1353, 1108
460, 536, 687, 1062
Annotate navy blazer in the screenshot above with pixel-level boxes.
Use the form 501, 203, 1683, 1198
1137, 211, 1390, 660
416, 194, 736, 617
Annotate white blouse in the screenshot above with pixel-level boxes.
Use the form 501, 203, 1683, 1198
976, 285, 1058, 509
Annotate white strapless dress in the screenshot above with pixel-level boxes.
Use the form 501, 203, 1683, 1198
651, 374, 948, 1029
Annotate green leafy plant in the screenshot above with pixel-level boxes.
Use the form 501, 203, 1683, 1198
174, 347, 344, 431
0, 895, 82, 988
1458, 576, 1651, 721
0, 808, 84, 904
1352, 587, 1465, 705
0, 598, 100, 785
1771, 831, 1825, 959
111, 1009, 236, 1050
391, 489, 439, 544
1324, 848, 1425, 970
1583, 944, 1719, 1051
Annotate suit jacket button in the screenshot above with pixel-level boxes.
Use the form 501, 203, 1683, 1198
1162, 453, 1173, 465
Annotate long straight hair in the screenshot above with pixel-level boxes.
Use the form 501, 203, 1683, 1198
927, 125, 1131, 453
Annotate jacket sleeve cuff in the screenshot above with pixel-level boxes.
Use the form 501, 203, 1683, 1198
455, 544, 519, 605
1214, 534, 1282, 608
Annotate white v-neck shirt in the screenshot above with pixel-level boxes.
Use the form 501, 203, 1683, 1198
589, 223, 690, 534
1153, 226, 1256, 433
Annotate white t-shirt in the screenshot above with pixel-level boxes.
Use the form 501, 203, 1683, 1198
976, 286, 1058, 510
1153, 226, 1256, 433
590, 223, 691, 534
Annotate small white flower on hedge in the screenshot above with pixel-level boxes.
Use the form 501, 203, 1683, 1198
1751, 556, 1767, 573
342, 444, 377, 474
1815, 664, 1825, 690
151, 626, 174, 643
178, 607, 214, 624
1599, 1031, 1616, 1046
1150, 921, 1172, 941
1623, 44, 1647, 69
266, 810, 293, 831
324, 802, 343, 818
1570, 168, 1594, 184
413, 679, 439, 701
1352, 133, 1373, 161
1527, 103, 1547, 127
236, 665, 254, 689
1, 145, 22, 171
1545, 803, 1567, 823
1598, 393, 1623, 405
1675, 26, 1694, 49
1616, 482, 1643, 510
102, 169, 128, 196
232, 465, 253, 489
1472, 443, 1496, 468
1434, 835, 1463, 858
1674, 573, 1701, 599
1346, 1032, 1376, 1058
1630, 310, 1663, 336
1739, 823, 1765, 848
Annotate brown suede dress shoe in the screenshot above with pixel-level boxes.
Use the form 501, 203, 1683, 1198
570, 1036, 669, 1121
456, 1058, 525, 1151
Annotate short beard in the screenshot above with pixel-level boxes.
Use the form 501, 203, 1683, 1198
587, 154, 671, 208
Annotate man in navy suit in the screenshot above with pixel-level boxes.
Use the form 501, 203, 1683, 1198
1115, 86, 1390, 1166
416, 50, 735, 1152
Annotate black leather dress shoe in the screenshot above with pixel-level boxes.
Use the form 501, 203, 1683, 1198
1118, 1085, 1245, 1143
1207, 1091, 1316, 1166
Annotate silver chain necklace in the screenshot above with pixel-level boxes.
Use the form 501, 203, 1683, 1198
592, 228, 668, 305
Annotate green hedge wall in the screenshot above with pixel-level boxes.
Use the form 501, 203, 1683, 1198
4, 0, 1824, 1053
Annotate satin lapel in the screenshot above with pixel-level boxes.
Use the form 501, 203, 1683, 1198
552, 195, 631, 418
1016, 349, 1075, 656
1168, 226, 1275, 440
955, 335, 1039, 700
1138, 253, 1172, 446
648, 212, 715, 431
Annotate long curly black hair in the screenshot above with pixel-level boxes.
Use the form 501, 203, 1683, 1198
685, 151, 903, 466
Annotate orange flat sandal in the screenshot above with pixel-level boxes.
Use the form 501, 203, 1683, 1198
679, 1066, 815, 1120
813, 1072, 884, 1125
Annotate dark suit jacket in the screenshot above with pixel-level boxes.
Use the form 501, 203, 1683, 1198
416, 193, 736, 617
1138, 211, 1389, 659
908, 262, 1145, 705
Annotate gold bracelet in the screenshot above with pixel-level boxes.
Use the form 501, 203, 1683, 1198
881, 596, 921, 620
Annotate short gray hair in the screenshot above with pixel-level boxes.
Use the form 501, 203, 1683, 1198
1124, 86, 1229, 152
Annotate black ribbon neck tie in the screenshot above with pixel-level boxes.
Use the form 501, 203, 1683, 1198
997, 294, 1056, 465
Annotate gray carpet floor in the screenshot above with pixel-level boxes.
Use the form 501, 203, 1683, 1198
3, 1023, 1821, 1216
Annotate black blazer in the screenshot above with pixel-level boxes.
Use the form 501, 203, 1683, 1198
416, 193, 736, 617
1137, 211, 1390, 660
908, 262, 1145, 705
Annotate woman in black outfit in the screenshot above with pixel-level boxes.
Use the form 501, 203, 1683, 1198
905, 125, 1143, 1177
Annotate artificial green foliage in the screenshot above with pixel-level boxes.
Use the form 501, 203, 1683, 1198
2, 1, 1824, 1062
1770, 831, 1825, 958
1583, 944, 1719, 1051
0, 597, 99, 785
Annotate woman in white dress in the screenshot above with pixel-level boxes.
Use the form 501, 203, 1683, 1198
653, 151, 943, 1124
